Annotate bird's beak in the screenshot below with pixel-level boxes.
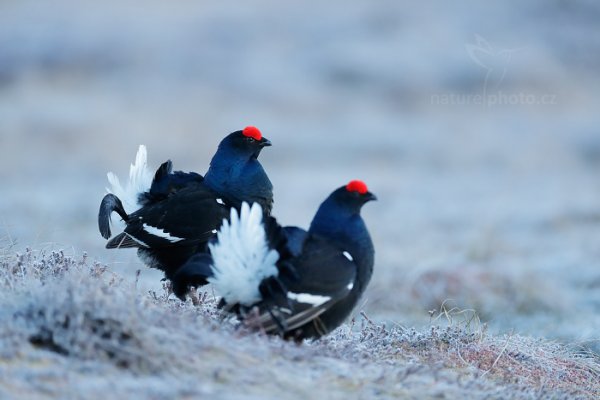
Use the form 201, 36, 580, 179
259, 138, 272, 147
365, 192, 377, 202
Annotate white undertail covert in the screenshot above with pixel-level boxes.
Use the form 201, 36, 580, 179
106, 145, 154, 213
208, 202, 280, 306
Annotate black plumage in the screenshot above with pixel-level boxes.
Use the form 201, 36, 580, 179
98, 160, 203, 240
172, 180, 376, 341
99, 127, 273, 280
138, 160, 204, 207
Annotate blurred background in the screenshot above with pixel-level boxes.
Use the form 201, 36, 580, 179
1, 1, 599, 350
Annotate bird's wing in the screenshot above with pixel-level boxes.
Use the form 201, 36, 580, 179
106, 183, 229, 249
246, 236, 357, 335
261, 196, 274, 216
137, 161, 204, 207
282, 226, 308, 257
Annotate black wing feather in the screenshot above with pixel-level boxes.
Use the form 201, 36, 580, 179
246, 235, 357, 337
138, 161, 204, 207
120, 182, 228, 248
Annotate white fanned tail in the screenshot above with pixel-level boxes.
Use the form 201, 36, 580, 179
106, 145, 154, 213
208, 202, 280, 306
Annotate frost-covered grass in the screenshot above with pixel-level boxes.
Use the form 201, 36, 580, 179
1, 250, 598, 399
3, 1, 600, 350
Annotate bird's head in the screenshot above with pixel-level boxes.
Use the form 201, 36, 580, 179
331, 180, 377, 212
218, 126, 272, 160
309, 180, 376, 241
317, 180, 377, 218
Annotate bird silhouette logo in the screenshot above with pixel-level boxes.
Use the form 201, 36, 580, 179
466, 34, 521, 96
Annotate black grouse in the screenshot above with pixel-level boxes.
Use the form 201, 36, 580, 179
172, 180, 376, 341
98, 127, 273, 280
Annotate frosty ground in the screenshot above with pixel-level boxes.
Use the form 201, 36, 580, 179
0, 249, 598, 399
1, 0, 600, 398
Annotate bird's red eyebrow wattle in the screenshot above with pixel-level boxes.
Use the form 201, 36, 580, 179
242, 126, 262, 141
346, 180, 368, 194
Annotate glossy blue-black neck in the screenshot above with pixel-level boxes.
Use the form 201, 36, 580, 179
204, 133, 273, 207
309, 187, 375, 279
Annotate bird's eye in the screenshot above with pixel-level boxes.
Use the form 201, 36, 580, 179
245, 137, 255, 143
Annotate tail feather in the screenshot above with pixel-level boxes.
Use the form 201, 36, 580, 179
208, 202, 280, 306
106, 145, 153, 213
135, 160, 173, 207
98, 194, 129, 239
152, 160, 173, 185
105, 232, 144, 249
